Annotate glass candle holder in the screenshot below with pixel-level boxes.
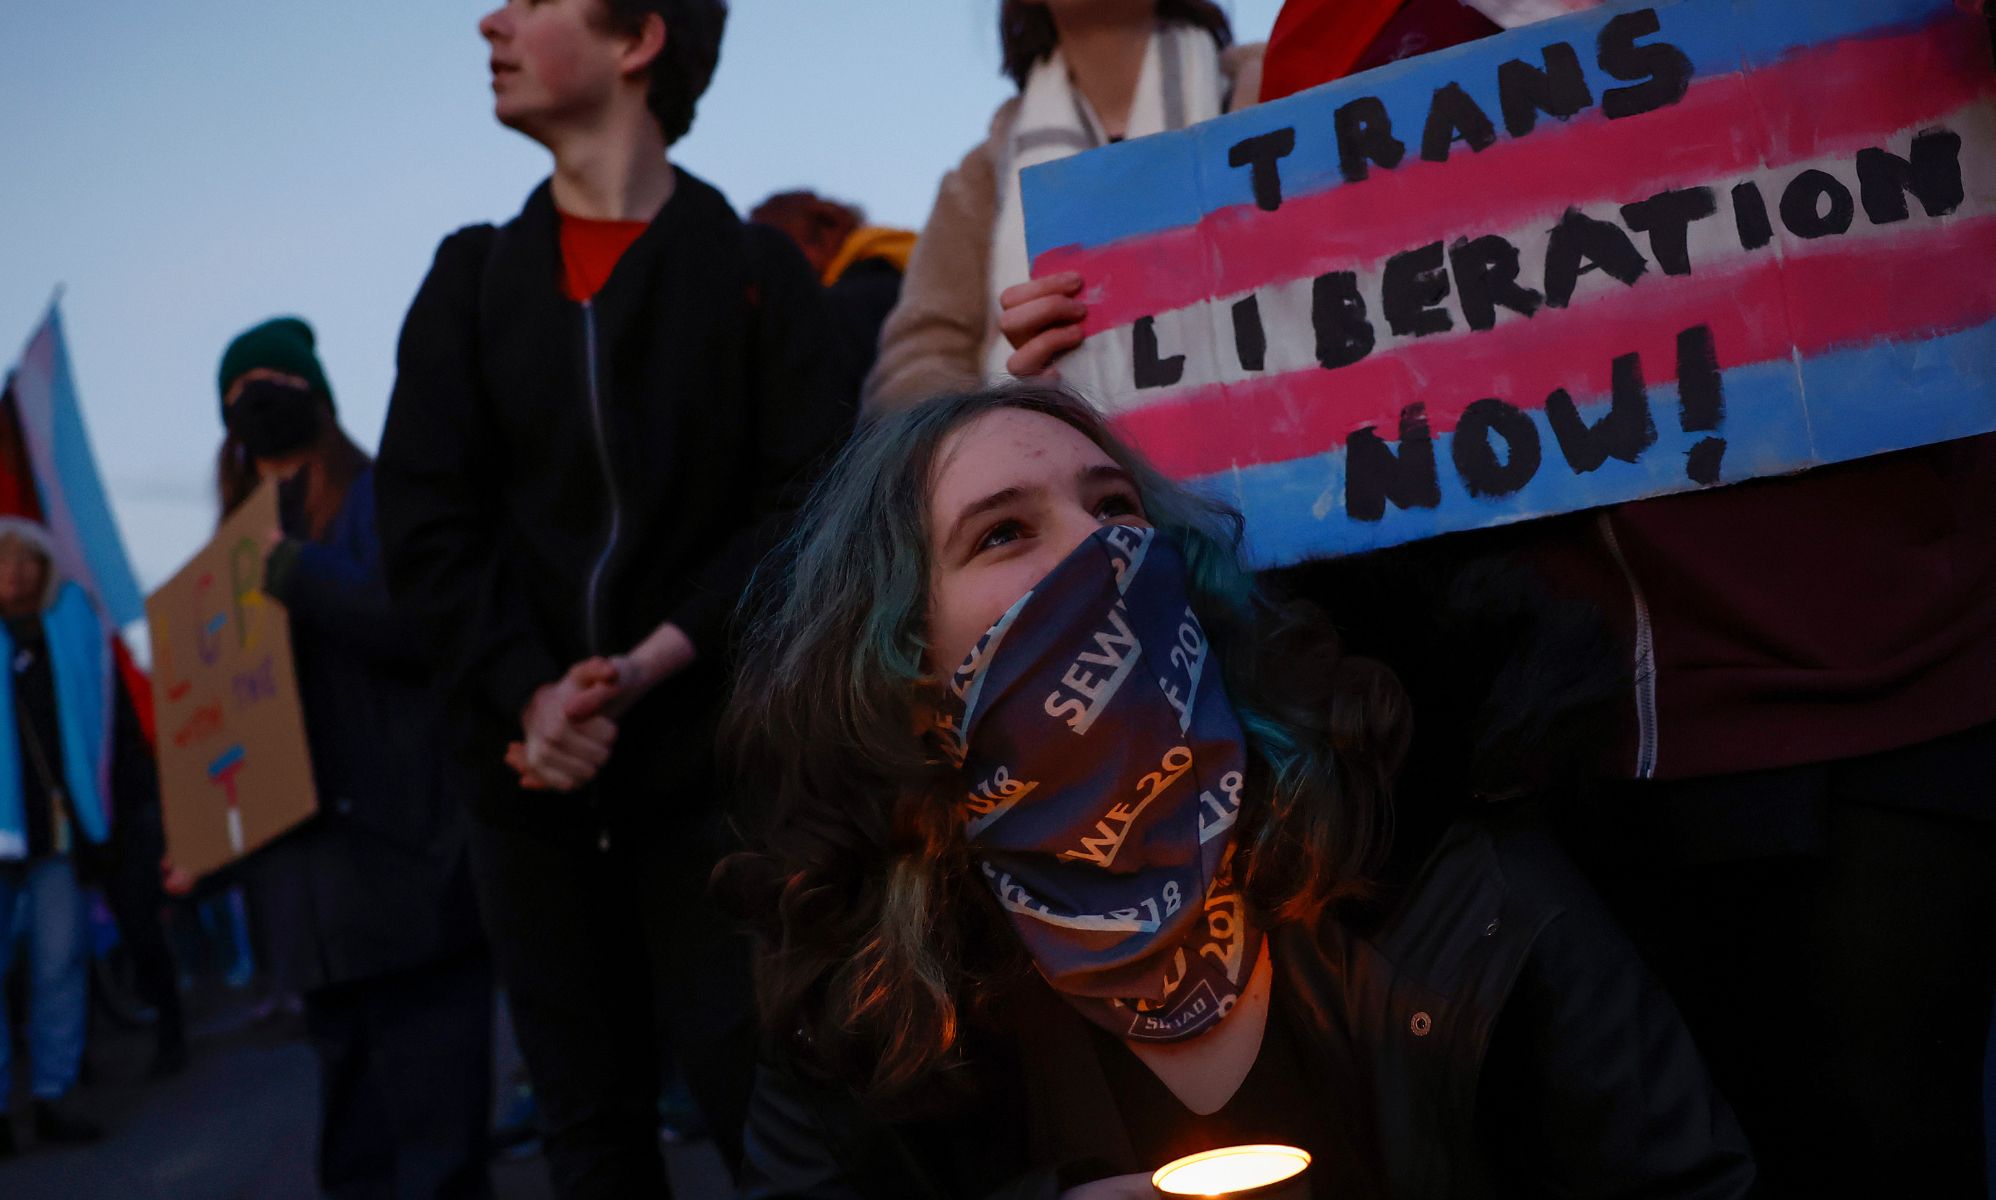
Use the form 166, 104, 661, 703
1151, 1143, 1312, 1199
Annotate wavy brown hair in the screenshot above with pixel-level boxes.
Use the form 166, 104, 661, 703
723, 383, 1408, 1104
1000, 0, 1234, 88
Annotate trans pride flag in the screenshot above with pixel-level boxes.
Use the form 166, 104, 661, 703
9, 302, 145, 627
1024, 0, 1996, 563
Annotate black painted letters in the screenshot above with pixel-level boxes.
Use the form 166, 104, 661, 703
1228, 128, 1298, 213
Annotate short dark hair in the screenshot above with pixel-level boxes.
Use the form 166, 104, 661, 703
999, 0, 1233, 89
599, 0, 727, 145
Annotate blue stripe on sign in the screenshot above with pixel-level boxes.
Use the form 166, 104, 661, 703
1211, 320, 1996, 564
207, 744, 246, 777
1802, 319, 1996, 465
1023, 0, 1951, 258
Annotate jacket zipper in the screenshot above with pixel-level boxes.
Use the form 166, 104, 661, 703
579, 301, 623, 659
580, 301, 620, 853
1597, 512, 1659, 779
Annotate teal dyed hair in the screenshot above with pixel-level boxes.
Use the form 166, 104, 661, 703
725, 382, 1408, 1101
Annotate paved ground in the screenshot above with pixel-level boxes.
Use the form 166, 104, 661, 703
0, 980, 732, 1199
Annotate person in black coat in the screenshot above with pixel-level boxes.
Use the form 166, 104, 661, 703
374, 2, 847, 1195
749, 190, 915, 391
722, 382, 1753, 1199
208, 317, 492, 1200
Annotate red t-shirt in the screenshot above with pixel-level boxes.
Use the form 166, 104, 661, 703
558, 212, 650, 302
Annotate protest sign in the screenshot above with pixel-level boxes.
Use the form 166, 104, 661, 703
148, 481, 315, 877
1024, 0, 1996, 562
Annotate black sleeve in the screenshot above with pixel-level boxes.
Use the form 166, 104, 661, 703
264, 516, 424, 669
825, 261, 903, 391
741, 1063, 873, 1200
741, 1062, 1064, 1200
375, 227, 560, 722
1478, 834, 1757, 1198
663, 225, 854, 659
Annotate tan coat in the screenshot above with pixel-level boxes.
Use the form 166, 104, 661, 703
864, 43, 1265, 415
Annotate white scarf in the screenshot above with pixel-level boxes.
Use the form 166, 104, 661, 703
986, 23, 1227, 381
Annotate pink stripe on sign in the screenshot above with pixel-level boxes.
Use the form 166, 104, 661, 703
1111, 214, 1996, 477
1034, 18, 1992, 338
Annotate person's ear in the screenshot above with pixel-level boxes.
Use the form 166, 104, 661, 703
620, 11, 667, 78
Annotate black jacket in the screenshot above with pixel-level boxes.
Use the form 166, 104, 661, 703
253, 468, 483, 994
4, 618, 155, 866
825, 257, 903, 389
740, 821, 1754, 1199
376, 172, 845, 816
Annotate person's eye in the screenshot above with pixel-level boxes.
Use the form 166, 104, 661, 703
975, 520, 1025, 554
1095, 491, 1143, 521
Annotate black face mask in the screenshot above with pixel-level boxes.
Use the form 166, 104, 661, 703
226, 378, 322, 459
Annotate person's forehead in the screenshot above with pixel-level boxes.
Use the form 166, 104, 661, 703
224, 366, 311, 402
933, 409, 1109, 501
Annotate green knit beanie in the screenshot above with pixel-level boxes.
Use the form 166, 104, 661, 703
217, 316, 334, 414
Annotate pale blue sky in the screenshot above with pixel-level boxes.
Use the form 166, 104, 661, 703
0, 1, 1285, 594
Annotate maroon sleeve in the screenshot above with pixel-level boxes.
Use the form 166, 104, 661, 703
1262, 0, 1503, 102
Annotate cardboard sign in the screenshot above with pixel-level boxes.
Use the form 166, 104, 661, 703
1024, 0, 1996, 563
148, 481, 316, 877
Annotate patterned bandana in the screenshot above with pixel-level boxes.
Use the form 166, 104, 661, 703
936, 525, 1263, 1042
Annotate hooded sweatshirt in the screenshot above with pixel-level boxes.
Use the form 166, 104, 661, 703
0, 518, 116, 858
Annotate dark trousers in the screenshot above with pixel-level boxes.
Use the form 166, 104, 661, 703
1565, 723, 1996, 1196
101, 854, 184, 1049
468, 809, 757, 1199
304, 950, 495, 1200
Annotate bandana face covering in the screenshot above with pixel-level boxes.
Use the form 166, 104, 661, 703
227, 377, 322, 460
936, 525, 1262, 1042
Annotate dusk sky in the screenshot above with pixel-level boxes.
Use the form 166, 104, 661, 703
0, 1, 1288, 601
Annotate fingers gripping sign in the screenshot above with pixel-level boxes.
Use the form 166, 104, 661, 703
1001, 272, 1089, 378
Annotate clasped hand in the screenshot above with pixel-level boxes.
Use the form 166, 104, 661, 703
505, 656, 633, 792
504, 622, 697, 792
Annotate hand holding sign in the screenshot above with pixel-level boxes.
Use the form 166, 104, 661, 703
999, 272, 1088, 377
160, 854, 195, 898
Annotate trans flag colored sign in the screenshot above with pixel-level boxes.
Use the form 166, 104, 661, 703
1022, 0, 1996, 563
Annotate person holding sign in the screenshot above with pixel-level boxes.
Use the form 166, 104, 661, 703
724, 383, 1753, 1199
864, 0, 1264, 412
1245, 2, 1996, 1191
375, 2, 845, 1194
0, 517, 152, 1154
211, 318, 493, 1199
